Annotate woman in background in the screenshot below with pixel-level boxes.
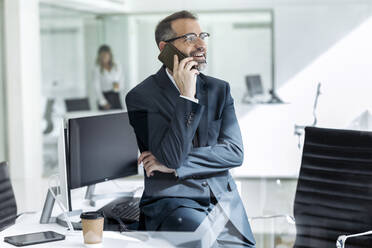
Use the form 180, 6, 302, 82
93, 44, 124, 110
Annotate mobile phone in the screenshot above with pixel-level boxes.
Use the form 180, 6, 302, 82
4, 231, 65, 247
158, 43, 188, 72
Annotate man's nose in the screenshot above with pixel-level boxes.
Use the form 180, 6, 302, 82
195, 38, 206, 50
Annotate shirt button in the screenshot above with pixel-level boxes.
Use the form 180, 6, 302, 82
202, 181, 208, 187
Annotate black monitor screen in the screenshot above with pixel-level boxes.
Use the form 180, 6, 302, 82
68, 112, 138, 189
245, 75, 264, 97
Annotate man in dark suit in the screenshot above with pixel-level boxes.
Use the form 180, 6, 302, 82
126, 10, 256, 247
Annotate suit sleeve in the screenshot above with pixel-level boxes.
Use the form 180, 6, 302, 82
126, 90, 205, 169
175, 83, 244, 180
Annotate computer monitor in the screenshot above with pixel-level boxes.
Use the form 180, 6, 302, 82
58, 112, 138, 211
245, 75, 264, 98
65, 98, 90, 112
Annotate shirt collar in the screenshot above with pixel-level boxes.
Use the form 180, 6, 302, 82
165, 68, 180, 93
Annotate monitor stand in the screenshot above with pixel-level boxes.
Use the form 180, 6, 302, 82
40, 185, 141, 229
39, 186, 82, 229
84, 184, 137, 207
266, 89, 285, 104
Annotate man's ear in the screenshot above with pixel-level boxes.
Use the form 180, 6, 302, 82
159, 41, 167, 51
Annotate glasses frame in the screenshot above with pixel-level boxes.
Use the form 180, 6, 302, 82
164, 32, 210, 43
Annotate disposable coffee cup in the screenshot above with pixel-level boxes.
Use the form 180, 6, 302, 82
80, 211, 104, 245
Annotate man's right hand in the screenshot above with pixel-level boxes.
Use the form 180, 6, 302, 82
173, 55, 199, 98
138, 151, 175, 177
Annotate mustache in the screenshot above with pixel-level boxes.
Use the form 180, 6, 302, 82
190, 52, 207, 58
190, 48, 206, 57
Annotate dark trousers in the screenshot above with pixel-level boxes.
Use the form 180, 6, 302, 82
157, 205, 254, 247
156, 192, 255, 248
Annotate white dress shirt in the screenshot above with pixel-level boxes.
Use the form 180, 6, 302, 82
165, 69, 199, 104
165, 69, 199, 177
93, 63, 124, 106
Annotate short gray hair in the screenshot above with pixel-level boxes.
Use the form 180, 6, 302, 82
155, 10, 197, 47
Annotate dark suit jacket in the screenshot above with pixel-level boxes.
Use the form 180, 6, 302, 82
125, 66, 255, 244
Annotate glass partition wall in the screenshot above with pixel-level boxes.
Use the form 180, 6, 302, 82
39, 5, 275, 173
39, 5, 295, 247
40, 4, 102, 176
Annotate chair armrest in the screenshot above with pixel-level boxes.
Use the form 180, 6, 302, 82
337, 230, 372, 248
249, 214, 295, 224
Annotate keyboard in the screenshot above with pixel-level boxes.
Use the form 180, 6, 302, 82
98, 196, 140, 224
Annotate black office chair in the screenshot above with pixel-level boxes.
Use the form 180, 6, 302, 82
294, 127, 372, 248
65, 98, 90, 112
0, 161, 17, 231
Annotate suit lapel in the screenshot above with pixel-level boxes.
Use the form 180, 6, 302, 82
154, 66, 209, 147
154, 66, 180, 108
196, 75, 209, 147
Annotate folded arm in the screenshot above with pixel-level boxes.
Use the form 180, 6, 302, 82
126, 91, 205, 169
175, 83, 244, 180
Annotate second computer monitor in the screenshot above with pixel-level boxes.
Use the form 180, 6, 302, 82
245, 75, 264, 98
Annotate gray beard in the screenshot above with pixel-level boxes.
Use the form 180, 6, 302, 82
197, 62, 207, 71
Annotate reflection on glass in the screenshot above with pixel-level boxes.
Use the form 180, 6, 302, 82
38, 5, 291, 248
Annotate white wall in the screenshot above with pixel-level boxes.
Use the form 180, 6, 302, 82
4, 0, 43, 180
235, 12, 372, 177
275, 2, 372, 88
234, 2, 372, 177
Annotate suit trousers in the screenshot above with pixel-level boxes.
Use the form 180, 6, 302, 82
157, 191, 255, 248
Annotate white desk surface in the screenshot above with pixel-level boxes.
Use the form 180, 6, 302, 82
0, 197, 231, 248
0, 213, 177, 248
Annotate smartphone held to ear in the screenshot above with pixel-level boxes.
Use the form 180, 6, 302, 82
158, 43, 197, 72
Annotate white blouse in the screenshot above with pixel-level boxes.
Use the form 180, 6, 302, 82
92, 63, 124, 106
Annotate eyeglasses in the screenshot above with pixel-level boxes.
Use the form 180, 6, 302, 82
164, 32, 210, 44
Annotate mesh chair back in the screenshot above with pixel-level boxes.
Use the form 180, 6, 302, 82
0, 161, 17, 231
294, 127, 372, 248
65, 98, 90, 112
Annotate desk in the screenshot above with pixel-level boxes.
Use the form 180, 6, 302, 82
0, 212, 189, 247
0, 204, 229, 248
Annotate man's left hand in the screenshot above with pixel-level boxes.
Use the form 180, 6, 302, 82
138, 151, 175, 177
